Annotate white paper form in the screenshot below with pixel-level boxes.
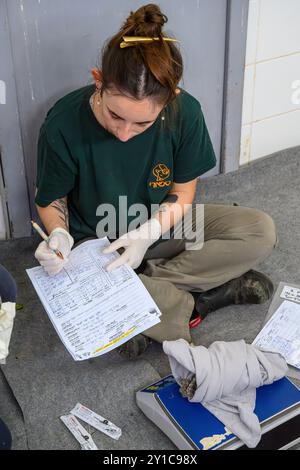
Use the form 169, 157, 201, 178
26, 238, 161, 360
253, 300, 300, 369
280, 285, 300, 304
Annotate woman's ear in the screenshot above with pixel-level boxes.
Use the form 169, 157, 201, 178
175, 88, 181, 95
91, 68, 103, 89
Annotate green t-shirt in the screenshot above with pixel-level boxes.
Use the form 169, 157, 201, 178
35, 85, 216, 242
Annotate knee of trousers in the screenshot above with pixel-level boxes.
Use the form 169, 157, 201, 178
247, 209, 278, 250
0, 265, 17, 303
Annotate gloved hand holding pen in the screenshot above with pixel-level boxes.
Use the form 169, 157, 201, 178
33, 224, 74, 276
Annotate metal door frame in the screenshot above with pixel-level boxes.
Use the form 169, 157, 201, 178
221, 0, 249, 173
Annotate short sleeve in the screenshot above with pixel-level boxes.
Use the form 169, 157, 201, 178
35, 126, 77, 207
173, 102, 217, 183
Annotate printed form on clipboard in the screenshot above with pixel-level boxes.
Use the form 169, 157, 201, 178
253, 295, 300, 370
26, 238, 161, 361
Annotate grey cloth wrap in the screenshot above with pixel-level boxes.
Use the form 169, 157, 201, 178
162, 339, 288, 448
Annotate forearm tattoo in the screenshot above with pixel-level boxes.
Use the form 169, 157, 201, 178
51, 198, 69, 229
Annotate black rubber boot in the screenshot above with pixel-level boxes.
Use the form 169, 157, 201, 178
191, 269, 274, 322
117, 334, 152, 360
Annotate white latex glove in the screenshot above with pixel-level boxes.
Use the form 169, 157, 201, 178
34, 227, 74, 276
0, 302, 16, 364
102, 218, 162, 272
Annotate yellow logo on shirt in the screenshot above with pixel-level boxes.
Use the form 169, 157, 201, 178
149, 163, 172, 188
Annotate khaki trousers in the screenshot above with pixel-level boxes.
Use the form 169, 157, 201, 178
139, 203, 278, 344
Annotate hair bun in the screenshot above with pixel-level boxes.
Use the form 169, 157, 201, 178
124, 4, 168, 37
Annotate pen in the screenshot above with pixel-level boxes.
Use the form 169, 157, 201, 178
31, 220, 64, 260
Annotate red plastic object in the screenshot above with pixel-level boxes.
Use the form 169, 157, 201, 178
189, 315, 202, 329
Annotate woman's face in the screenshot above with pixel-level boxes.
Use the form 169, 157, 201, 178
98, 87, 164, 142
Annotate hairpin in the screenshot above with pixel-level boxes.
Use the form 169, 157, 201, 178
120, 36, 179, 48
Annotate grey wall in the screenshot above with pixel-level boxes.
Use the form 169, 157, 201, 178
1, 0, 229, 237
0, 1, 31, 238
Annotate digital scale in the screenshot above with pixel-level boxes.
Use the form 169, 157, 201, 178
136, 374, 300, 450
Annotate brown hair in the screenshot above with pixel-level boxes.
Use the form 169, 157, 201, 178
99, 3, 183, 108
